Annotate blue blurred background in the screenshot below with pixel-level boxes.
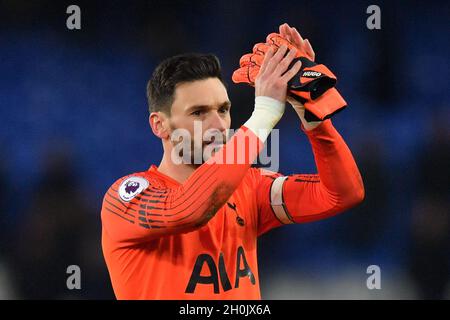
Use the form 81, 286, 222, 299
0, 0, 449, 299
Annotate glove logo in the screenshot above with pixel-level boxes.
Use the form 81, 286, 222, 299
118, 176, 149, 202
302, 70, 322, 78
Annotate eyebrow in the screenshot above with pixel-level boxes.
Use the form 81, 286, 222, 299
185, 101, 231, 113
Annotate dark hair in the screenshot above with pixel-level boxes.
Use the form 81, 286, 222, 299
146, 53, 225, 114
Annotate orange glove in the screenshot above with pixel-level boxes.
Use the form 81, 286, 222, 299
301, 88, 347, 122
233, 41, 337, 100
232, 35, 347, 121
265, 33, 313, 59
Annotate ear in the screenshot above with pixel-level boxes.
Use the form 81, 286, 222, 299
149, 112, 170, 139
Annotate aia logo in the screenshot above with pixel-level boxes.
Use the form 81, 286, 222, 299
185, 246, 255, 294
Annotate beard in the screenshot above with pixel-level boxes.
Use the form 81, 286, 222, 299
169, 121, 227, 167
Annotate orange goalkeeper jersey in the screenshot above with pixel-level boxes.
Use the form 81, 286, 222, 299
101, 120, 364, 299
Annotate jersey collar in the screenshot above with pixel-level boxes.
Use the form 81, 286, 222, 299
148, 165, 181, 187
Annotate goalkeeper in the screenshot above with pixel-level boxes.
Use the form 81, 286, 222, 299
101, 23, 365, 299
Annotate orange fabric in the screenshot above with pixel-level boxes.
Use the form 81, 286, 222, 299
257, 120, 364, 235
102, 126, 262, 244
231, 63, 260, 85
101, 120, 364, 299
302, 88, 347, 120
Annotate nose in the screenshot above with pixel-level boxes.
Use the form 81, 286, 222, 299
207, 110, 228, 134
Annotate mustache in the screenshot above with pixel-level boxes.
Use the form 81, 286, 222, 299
202, 134, 228, 146
169, 129, 228, 166
168, 123, 229, 146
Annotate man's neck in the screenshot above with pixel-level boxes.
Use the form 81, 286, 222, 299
157, 152, 198, 184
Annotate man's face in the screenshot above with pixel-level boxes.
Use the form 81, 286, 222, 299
167, 77, 231, 165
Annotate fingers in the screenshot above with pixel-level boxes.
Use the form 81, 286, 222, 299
259, 46, 274, 74
279, 23, 286, 35
304, 39, 316, 61
291, 27, 304, 44
273, 46, 297, 77
284, 25, 316, 61
264, 44, 288, 75
279, 23, 290, 41
279, 24, 285, 37
281, 60, 302, 83
280, 23, 303, 46
279, 24, 312, 60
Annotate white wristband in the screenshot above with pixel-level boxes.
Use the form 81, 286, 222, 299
243, 96, 285, 142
